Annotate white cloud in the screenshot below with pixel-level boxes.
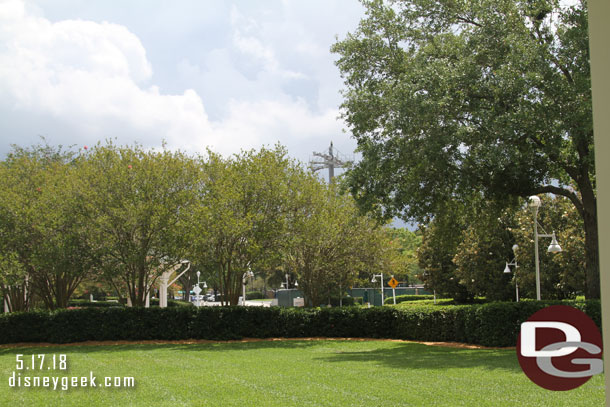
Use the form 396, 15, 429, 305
0, 0, 359, 164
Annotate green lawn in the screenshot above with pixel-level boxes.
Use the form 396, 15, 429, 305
0, 340, 604, 406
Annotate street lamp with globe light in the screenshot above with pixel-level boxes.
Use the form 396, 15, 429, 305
529, 196, 563, 300
371, 273, 384, 305
503, 244, 520, 302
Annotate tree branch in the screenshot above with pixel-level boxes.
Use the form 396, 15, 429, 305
456, 16, 482, 28
528, 184, 584, 217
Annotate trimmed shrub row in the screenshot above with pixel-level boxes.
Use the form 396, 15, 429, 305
68, 299, 193, 308
245, 291, 265, 300
384, 295, 436, 305
68, 300, 124, 308
0, 300, 600, 347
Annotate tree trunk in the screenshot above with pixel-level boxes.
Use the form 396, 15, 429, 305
2, 282, 30, 312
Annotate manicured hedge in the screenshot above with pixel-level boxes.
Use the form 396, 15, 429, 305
0, 300, 600, 347
245, 291, 265, 300
149, 299, 194, 307
384, 295, 436, 305
68, 299, 192, 308
328, 296, 359, 306
68, 300, 124, 308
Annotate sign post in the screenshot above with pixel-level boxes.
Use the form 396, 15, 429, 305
388, 276, 398, 305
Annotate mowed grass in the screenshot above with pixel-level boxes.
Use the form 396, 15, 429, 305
0, 340, 604, 406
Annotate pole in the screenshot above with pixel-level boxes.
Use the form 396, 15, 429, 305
392, 287, 396, 305
534, 207, 541, 300
242, 276, 246, 306
196, 273, 201, 307
380, 273, 384, 305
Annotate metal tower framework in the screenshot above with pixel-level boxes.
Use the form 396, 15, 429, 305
309, 142, 352, 183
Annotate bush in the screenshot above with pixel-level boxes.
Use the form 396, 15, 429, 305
245, 291, 264, 300
0, 300, 600, 347
384, 295, 435, 305
328, 296, 357, 307
68, 300, 124, 308
149, 299, 193, 307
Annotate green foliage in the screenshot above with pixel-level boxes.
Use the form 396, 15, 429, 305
188, 146, 305, 305
333, 0, 599, 298
283, 181, 392, 307
77, 142, 200, 307
67, 300, 124, 308
418, 195, 585, 301
386, 228, 423, 285
0, 142, 430, 310
417, 209, 471, 302
0, 300, 599, 347
510, 195, 586, 299
384, 295, 435, 304
245, 291, 264, 300
452, 204, 517, 301
0, 143, 96, 310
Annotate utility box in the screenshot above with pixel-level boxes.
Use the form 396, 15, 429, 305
276, 289, 303, 307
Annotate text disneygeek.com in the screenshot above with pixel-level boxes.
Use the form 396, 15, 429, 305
7, 354, 135, 390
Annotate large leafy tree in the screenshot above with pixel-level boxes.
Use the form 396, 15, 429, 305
510, 194, 586, 299
386, 227, 423, 286
419, 195, 585, 301
76, 143, 199, 307
283, 181, 390, 307
333, 0, 598, 297
417, 208, 472, 302
0, 144, 97, 309
188, 147, 302, 306
452, 204, 518, 301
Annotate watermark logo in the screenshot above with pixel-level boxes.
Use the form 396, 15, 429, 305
517, 305, 603, 391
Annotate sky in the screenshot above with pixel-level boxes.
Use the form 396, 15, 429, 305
0, 0, 366, 175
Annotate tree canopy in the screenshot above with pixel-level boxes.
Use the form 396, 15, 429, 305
332, 0, 598, 297
1, 141, 400, 309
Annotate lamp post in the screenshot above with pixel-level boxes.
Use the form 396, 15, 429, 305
242, 269, 254, 306
193, 271, 207, 307
529, 196, 562, 300
503, 244, 520, 302
282, 274, 298, 290
371, 273, 384, 305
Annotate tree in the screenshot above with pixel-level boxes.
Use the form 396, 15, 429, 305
452, 205, 517, 301
0, 144, 96, 310
333, 0, 598, 297
76, 142, 199, 307
0, 252, 29, 312
284, 180, 391, 307
386, 227, 423, 286
419, 195, 585, 301
417, 209, 472, 302
510, 194, 585, 299
188, 147, 302, 305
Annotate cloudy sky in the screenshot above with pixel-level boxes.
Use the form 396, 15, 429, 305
0, 0, 365, 173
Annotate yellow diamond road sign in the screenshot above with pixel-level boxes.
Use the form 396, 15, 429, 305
388, 277, 398, 288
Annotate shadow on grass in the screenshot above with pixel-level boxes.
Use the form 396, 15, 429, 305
315, 342, 520, 372
0, 339, 325, 355
0, 340, 519, 373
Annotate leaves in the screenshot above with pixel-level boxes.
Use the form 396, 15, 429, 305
333, 0, 598, 297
